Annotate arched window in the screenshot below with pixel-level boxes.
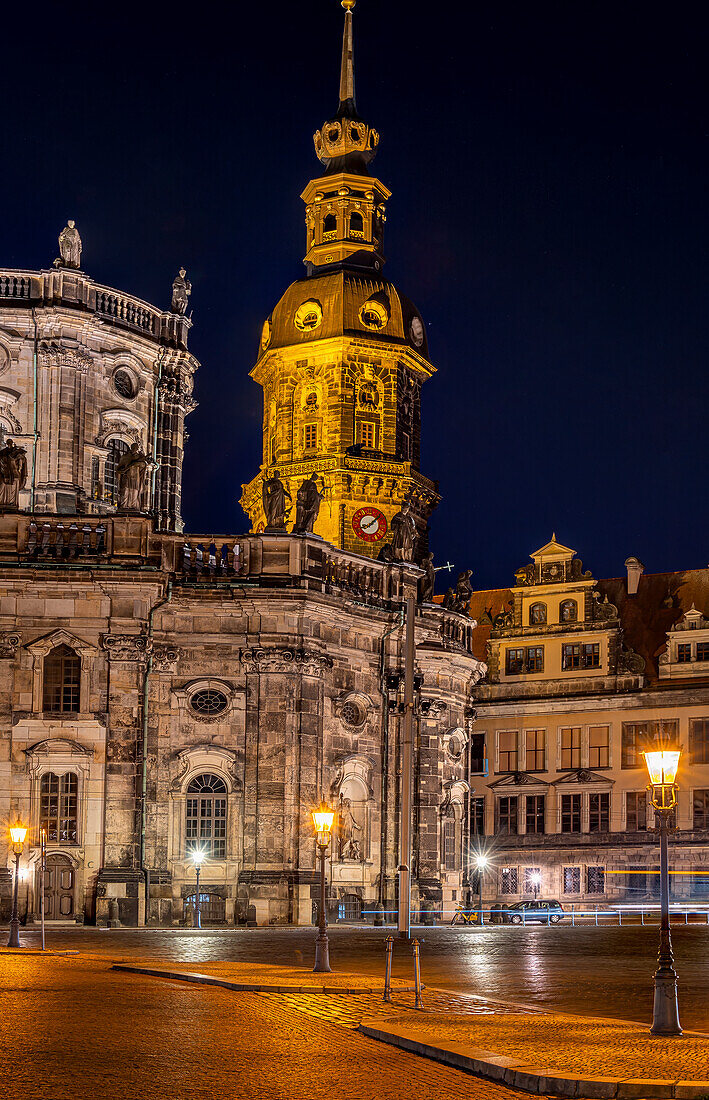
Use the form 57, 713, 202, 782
40, 772, 78, 843
323, 213, 337, 234
349, 211, 364, 235
186, 773, 227, 859
104, 438, 130, 504
560, 599, 578, 623
529, 603, 547, 626
43, 645, 81, 714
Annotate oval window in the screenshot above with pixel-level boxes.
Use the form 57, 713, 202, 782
190, 688, 229, 717
294, 299, 323, 332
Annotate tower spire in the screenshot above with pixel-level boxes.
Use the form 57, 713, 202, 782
338, 0, 356, 114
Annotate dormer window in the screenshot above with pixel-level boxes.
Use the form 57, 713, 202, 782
560, 600, 577, 623
529, 603, 547, 626
294, 299, 323, 332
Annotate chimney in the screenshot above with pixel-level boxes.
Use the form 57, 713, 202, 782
625, 556, 645, 596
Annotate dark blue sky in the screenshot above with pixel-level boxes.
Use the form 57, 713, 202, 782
4, 2, 707, 590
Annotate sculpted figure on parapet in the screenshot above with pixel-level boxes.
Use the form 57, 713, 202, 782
171, 268, 191, 315
57, 220, 82, 269
0, 439, 28, 510
390, 500, 417, 562
116, 444, 153, 512
418, 552, 435, 603
292, 473, 325, 535
262, 471, 291, 530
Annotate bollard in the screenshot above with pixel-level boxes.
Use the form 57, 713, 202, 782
641, 908, 644, 925
618, 909, 622, 926
383, 935, 394, 1003
571, 905, 575, 927
595, 906, 598, 926
412, 938, 424, 1010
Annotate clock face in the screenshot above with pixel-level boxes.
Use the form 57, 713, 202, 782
352, 506, 388, 543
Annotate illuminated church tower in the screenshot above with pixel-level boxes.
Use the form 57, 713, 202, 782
241, 0, 439, 558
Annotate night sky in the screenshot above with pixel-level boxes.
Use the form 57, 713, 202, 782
4, 2, 707, 591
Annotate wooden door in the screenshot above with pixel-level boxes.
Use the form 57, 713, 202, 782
44, 855, 74, 919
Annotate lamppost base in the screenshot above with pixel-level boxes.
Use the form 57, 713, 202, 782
7, 919, 20, 949
650, 972, 682, 1036
313, 932, 331, 973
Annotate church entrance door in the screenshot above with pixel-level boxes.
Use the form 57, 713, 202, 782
43, 855, 75, 919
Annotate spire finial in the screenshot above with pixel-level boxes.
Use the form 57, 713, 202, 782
339, 0, 356, 108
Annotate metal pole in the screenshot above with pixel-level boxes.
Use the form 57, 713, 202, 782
7, 851, 21, 948
195, 865, 201, 929
383, 935, 394, 1002
651, 810, 681, 1035
398, 593, 416, 939
479, 871, 484, 925
40, 829, 46, 951
412, 937, 424, 1009
313, 843, 331, 972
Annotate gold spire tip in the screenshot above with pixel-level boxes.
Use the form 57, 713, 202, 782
341, 0, 356, 10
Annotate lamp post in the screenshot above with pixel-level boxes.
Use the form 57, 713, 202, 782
192, 848, 205, 929
644, 748, 682, 1036
474, 854, 489, 921
7, 820, 27, 949
312, 803, 335, 973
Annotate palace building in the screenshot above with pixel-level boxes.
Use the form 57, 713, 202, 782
466, 538, 709, 910
0, 3, 482, 927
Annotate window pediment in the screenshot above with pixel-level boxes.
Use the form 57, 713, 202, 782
552, 768, 614, 787
488, 771, 550, 789
25, 737, 93, 758
26, 629, 97, 658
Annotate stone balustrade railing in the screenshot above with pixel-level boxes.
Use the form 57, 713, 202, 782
25, 518, 108, 559
180, 538, 245, 577
0, 267, 190, 350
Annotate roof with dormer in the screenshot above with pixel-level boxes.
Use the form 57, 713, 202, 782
257, 269, 431, 362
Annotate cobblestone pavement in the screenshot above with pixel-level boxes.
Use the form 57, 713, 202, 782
0, 952, 547, 1100
9, 923, 709, 1030
259, 988, 522, 1029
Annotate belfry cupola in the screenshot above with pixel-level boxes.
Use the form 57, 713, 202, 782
303, 0, 389, 273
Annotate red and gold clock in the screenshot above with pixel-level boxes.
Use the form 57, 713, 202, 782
352, 506, 388, 543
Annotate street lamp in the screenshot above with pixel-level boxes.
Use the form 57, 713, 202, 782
7, 820, 27, 948
191, 848, 205, 929
530, 871, 541, 900
312, 802, 335, 973
644, 748, 682, 1036
474, 854, 489, 920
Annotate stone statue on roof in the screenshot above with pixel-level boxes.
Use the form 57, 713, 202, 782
116, 443, 154, 512
0, 439, 28, 510
171, 269, 191, 315
292, 473, 325, 535
390, 500, 417, 563
419, 553, 435, 603
262, 472, 291, 530
57, 220, 82, 269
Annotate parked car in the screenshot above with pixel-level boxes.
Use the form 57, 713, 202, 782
505, 900, 565, 924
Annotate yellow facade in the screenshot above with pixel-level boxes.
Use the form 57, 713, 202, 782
240, 2, 439, 558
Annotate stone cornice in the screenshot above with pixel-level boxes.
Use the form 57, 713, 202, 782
240, 646, 333, 674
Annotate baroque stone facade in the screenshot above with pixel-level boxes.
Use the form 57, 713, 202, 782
0, 515, 482, 925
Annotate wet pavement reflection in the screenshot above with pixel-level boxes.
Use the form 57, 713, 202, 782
12, 923, 709, 1031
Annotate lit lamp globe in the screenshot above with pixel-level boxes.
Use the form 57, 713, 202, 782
192, 848, 205, 868
9, 822, 27, 852
312, 805, 335, 849
644, 750, 681, 787
474, 855, 489, 871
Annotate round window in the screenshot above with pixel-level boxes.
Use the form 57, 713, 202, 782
113, 369, 137, 399
190, 688, 229, 717
341, 699, 366, 727
359, 297, 388, 331
294, 299, 323, 332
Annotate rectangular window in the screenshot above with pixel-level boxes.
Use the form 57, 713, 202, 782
621, 720, 679, 768
560, 728, 581, 770
626, 791, 647, 831
563, 867, 581, 894
443, 819, 460, 870
562, 643, 600, 670
561, 793, 581, 833
693, 790, 709, 830
498, 731, 518, 773
470, 733, 486, 774
303, 423, 318, 451
690, 719, 709, 765
525, 795, 545, 835
526, 646, 544, 673
505, 648, 525, 675
497, 796, 518, 835
698, 643, 709, 662
587, 866, 605, 894
589, 726, 610, 768
358, 421, 376, 449
524, 866, 541, 894
40, 772, 78, 844
500, 867, 518, 895
525, 729, 545, 771
471, 797, 485, 836
677, 643, 692, 663
588, 792, 610, 832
